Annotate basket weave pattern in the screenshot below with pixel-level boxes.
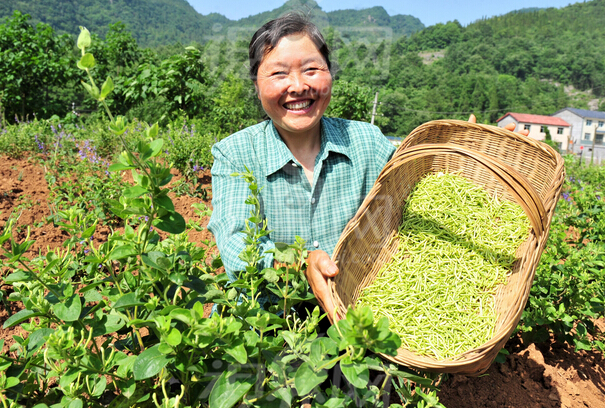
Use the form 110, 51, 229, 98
329, 120, 565, 375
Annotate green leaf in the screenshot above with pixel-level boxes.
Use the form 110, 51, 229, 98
79, 53, 96, 69
4, 270, 31, 283
3, 309, 44, 329
133, 345, 173, 380
208, 371, 255, 408
165, 328, 182, 347
123, 186, 148, 199
154, 212, 186, 234
148, 123, 160, 139
340, 361, 369, 389
81, 81, 100, 99
59, 367, 81, 390
294, 362, 327, 396
89, 376, 107, 397
52, 295, 82, 322
90, 314, 125, 336
154, 196, 175, 212
68, 398, 83, 408
225, 339, 247, 364
170, 308, 193, 326
110, 244, 138, 260
81, 222, 97, 239
100, 76, 114, 101
108, 163, 135, 172
27, 328, 54, 352
114, 292, 145, 309
77, 27, 91, 49
115, 378, 136, 398
148, 138, 163, 157
4, 377, 19, 388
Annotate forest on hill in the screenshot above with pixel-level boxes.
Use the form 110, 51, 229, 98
0, 0, 604, 137
0, 0, 424, 47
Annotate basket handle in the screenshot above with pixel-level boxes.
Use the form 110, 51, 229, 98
380, 143, 547, 237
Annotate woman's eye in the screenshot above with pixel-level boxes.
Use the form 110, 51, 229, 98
272, 71, 286, 76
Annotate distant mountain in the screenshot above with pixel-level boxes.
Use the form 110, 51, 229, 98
0, 0, 424, 47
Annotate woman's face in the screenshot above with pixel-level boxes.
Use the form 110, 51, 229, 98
255, 33, 332, 139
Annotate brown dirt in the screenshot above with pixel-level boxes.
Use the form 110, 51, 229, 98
438, 335, 605, 408
2, 155, 605, 407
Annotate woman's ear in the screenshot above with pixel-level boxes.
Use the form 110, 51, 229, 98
254, 81, 260, 99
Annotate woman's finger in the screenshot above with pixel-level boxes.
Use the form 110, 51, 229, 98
468, 114, 477, 123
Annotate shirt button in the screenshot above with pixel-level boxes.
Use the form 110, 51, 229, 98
311, 197, 316, 204
292, 162, 297, 167
313, 241, 319, 248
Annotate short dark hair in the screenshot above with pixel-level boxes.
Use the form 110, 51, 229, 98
248, 12, 331, 81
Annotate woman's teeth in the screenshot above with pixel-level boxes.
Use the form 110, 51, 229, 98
284, 100, 312, 110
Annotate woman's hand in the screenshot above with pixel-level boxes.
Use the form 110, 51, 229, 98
305, 250, 340, 321
468, 114, 529, 137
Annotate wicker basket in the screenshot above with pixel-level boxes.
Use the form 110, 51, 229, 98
328, 120, 565, 375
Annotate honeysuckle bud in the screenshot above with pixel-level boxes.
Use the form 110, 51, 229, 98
77, 27, 91, 51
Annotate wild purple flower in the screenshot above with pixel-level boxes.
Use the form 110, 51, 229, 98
14, 115, 19, 123
84, 249, 90, 254
50, 124, 57, 134
562, 192, 571, 201
35, 135, 45, 151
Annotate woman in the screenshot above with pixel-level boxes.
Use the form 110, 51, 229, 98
208, 13, 395, 318
207, 13, 526, 319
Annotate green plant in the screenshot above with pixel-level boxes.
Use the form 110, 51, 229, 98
519, 155, 605, 351
0, 27, 444, 408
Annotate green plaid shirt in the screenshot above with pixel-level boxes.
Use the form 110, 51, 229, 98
208, 117, 396, 281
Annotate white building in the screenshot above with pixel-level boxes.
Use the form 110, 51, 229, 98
496, 112, 571, 151
552, 108, 605, 161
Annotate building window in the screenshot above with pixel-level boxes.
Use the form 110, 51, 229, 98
524, 124, 531, 131
584, 133, 591, 140
540, 126, 546, 132
587, 120, 593, 126
596, 134, 604, 145
599, 121, 604, 128
557, 127, 563, 134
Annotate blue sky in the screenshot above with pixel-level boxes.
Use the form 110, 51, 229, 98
187, 0, 577, 26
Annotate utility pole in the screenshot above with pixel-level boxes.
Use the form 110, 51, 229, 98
591, 123, 597, 166
370, 91, 379, 125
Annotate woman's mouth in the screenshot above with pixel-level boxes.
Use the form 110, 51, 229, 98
283, 100, 314, 111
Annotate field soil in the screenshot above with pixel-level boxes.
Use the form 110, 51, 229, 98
1, 155, 604, 407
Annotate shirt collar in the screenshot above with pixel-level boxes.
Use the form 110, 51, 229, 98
263, 118, 352, 177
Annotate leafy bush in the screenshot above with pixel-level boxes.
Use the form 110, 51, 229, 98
519, 155, 605, 350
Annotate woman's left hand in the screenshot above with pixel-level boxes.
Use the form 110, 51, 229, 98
468, 114, 529, 137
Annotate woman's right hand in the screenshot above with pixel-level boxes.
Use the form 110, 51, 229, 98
305, 250, 341, 322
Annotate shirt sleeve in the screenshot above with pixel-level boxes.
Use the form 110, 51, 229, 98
207, 142, 275, 281
372, 124, 397, 173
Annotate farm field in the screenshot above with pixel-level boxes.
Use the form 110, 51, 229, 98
0, 118, 604, 407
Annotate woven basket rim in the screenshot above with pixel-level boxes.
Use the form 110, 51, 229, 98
328, 119, 565, 375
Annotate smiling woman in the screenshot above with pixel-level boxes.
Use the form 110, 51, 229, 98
207, 13, 396, 320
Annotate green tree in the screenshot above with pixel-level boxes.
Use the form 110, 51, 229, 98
0, 11, 77, 120
325, 80, 373, 121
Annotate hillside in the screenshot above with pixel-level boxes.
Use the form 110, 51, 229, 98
0, 0, 424, 47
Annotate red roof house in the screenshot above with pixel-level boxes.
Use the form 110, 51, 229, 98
496, 112, 571, 151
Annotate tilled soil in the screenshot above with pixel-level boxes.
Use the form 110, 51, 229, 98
1, 155, 604, 407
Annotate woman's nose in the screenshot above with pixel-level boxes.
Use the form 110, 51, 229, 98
288, 72, 308, 94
